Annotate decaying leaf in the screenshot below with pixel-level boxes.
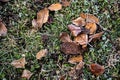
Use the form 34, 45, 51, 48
36, 49, 48, 60
85, 23, 97, 34
61, 0, 70, 7
80, 13, 99, 23
0, 21, 7, 36
76, 61, 84, 70
89, 63, 105, 76
61, 42, 81, 54
32, 19, 38, 29
60, 32, 72, 42
72, 17, 86, 26
68, 24, 82, 36
11, 57, 26, 68
48, 3, 62, 11
68, 67, 76, 77
74, 33, 88, 45
59, 75, 66, 80
36, 8, 49, 28
21, 69, 33, 80
89, 32, 104, 42
68, 55, 83, 64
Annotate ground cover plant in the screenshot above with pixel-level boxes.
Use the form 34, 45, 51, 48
0, 0, 120, 80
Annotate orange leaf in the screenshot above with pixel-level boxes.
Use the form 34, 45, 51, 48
48, 3, 62, 11
11, 57, 26, 68
72, 17, 86, 26
80, 13, 99, 23
60, 32, 72, 42
89, 63, 105, 76
68, 24, 82, 36
36, 49, 48, 60
74, 33, 88, 45
68, 55, 83, 64
61, 0, 70, 7
61, 42, 81, 54
21, 69, 33, 79
0, 21, 7, 36
85, 23, 97, 34
76, 61, 84, 70
33, 8, 49, 29
89, 32, 104, 42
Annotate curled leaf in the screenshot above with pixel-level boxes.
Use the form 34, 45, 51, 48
33, 8, 49, 29
68, 24, 82, 36
0, 21, 7, 36
74, 33, 88, 45
21, 69, 33, 79
48, 3, 62, 11
36, 49, 48, 60
60, 32, 72, 42
85, 23, 97, 34
80, 13, 99, 23
89, 32, 104, 42
61, 42, 81, 54
61, 0, 70, 7
72, 17, 86, 26
76, 61, 84, 70
68, 55, 83, 64
11, 57, 26, 68
89, 63, 105, 76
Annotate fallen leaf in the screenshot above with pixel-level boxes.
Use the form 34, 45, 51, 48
0, 21, 7, 36
82, 44, 87, 49
68, 67, 76, 77
36, 49, 48, 60
89, 63, 105, 76
60, 32, 72, 42
89, 32, 104, 42
85, 23, 97, 34
33, 8, 49, 29
74, 33, 88, 45
68, 24, 82, 36
72, 17, 86, 26
61, 0, 70, 7
68, 55, 83, 64
61, 42, 81, 54
76, 61, 84, 70
80, 13, 99, 23
59, 75, 66, 80
21, 69, 33, 80
11, 57, 26, 68
48, 3, 62, 11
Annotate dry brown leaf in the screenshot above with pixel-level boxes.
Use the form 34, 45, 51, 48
89, 63, 105, 76
68, 55, 83, 64
61, 42, 81, 54
36, 49, 48, 60
0, 21, 7, 36
74, 33, 88, 45
21, 69, 33, 80
60, 32, 72, 42
89, 32, 104, 42
68, 24, 82, 36
59, 75, 66, 80
80, 13, 99, 23
85, 23, 97, 34
11, 57, 26, 68
48, 3, 62, 11
33, 8, 49, 29
61, 0, 70, 7
72, 17, 86, 26
76, 61, 84, 70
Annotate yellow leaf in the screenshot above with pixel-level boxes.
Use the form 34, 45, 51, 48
11, 57, 26, 68
72, 17, 86, 26
0, 21, 7, 36
74, 33, 88, 45
85, 23, 97, 34
68, 55, 83, 64
36, 49, 48, 60
48, 3, 62, 11
21, 69, 33, 79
